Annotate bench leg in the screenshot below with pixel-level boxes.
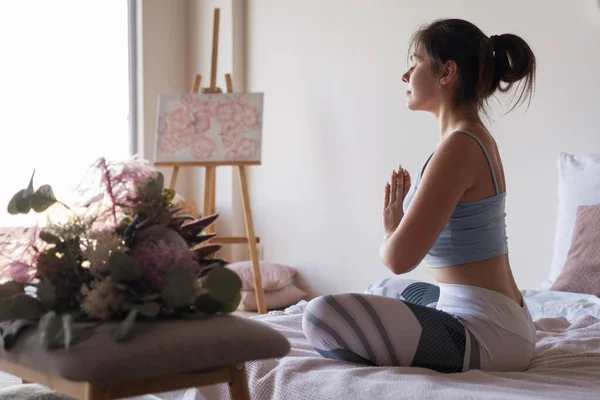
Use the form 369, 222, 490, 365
228, 363, 250, 400
84, 383, 109, 400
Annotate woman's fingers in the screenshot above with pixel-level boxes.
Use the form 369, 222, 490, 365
390, 171, 397, 203
384, 183, 390, 207
396, 166, 404, 200
403, 170, 411, 198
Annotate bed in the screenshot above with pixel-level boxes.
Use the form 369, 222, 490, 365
185, 289, 600, 400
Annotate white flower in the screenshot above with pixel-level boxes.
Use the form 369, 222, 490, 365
80, 277, 124, 320
84, 231, 126, 272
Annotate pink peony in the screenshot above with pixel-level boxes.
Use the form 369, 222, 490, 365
130, 238, 199, 291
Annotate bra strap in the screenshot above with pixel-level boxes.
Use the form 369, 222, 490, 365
453, 130, 500, 194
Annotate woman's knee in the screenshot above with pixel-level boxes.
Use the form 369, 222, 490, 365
302, 295, 333, 348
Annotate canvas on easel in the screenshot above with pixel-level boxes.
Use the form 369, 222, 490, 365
152, 8, 268, 315
155, 92, 264, 164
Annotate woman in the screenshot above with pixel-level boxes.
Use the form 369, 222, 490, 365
302, 18, 537, 373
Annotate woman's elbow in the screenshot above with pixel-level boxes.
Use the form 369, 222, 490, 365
379, 248, 417, 275
386, 261, 417, 275
380, 252, 418, 275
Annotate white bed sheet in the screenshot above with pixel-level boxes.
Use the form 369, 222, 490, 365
187, 289, 600, 400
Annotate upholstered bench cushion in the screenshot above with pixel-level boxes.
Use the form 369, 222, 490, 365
0, 315, 290, 384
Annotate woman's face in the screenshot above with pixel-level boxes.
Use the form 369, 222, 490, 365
402, 46, 440, 112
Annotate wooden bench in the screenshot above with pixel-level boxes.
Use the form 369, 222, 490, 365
0, 315, 290, 399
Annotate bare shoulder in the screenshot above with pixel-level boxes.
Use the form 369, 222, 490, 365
441, 128, 506, 195
425, 131, 483, 182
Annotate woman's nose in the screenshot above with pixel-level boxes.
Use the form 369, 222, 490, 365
402, 71, 409, 83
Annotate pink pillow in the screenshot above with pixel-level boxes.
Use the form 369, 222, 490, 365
240, 285, 307, 311
551, 204, 600, 297
227, 261, 297, 291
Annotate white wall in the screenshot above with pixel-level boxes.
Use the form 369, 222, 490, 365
244, 0, 600, 297
136, 0, 192, 199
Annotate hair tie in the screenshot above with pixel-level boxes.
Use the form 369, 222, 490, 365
489, 35, 498, 56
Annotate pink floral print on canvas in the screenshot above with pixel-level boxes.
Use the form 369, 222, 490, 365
155, 92, 263, 163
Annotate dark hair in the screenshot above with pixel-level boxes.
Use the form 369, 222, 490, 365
408, 19, 536, 114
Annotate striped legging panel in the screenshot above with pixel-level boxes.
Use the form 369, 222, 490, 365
302, 279, 480, 373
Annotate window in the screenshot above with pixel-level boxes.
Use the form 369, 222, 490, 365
0, 1, 135, 227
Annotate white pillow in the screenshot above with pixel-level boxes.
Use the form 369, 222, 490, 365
543, 152, 600, 289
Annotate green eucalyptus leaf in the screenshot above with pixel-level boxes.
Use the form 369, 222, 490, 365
7, 189, 31, 215
194, 293, 221, 315
0, 297, 17, 321
7, 170, 37, 215
31, 184, 57, 212
39, 312, 93, 350
36, 280, 56, 311
0, 293, 43, 322
202, 266, 242, 303
154, 172, 165, 192
123, 302, 161, 318
109, 251, 140, 282
2, 319, 36, 350
111, 309, 138, 342
219, 291, 242, 313
161, 266, 196, 309
26, 170, 35, 195
39, 311, 62, 349
62, 314, 73, 349
0, 281, 25, 301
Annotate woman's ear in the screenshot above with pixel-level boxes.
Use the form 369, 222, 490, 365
440, 60, 459, 86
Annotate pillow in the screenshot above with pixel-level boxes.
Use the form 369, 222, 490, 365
227, 261, 297, 291
550, 204, 600, 296
240, 285, 307, 311
544, 152, 600, 289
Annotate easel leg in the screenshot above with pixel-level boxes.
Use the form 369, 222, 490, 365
237, 165, 267, 315
203, 166, 217, 233
169, 166, 180, 191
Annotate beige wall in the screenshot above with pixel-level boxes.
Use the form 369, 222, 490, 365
244, 0, 600, 297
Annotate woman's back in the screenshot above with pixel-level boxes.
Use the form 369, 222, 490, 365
422, 124, 524, 306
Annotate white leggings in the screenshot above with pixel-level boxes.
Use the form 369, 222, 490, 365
302, 278, 536, 373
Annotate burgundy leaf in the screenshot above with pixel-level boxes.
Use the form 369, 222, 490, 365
193, 244, 222, 259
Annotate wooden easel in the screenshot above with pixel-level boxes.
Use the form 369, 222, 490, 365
155, 8, 267, 315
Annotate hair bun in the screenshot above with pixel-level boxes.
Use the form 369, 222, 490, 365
494, 34, 535, 85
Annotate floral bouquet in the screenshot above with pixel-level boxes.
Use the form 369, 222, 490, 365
0, 157, 242, 350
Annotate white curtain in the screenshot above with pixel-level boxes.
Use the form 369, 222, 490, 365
0, 1, 132, 227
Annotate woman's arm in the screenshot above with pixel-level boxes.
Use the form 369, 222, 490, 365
380, 134, 478, 274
